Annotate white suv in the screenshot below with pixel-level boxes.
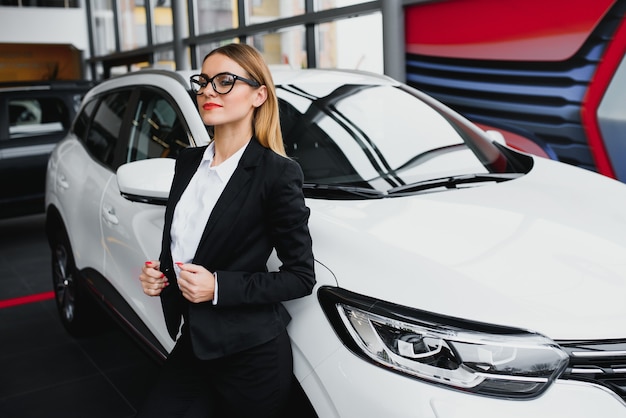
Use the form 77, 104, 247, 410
45, 68, 626, 417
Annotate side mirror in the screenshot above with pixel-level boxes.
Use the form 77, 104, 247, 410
116, 158, 175, 204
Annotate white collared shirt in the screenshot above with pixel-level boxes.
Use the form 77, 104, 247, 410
170, 140, 249, 303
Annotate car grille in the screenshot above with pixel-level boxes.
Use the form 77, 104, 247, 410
559, 340, 626, 402
405, 1, 626, 174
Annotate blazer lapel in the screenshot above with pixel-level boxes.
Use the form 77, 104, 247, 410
162, 146, 205, 265
193, 139, 265, 263
169, 147, 205, 210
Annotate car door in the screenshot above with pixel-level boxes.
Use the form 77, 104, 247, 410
56, 90, 131, 275
100, 87, 191, 348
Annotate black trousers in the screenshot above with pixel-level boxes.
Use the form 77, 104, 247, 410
136, 328, 293, 418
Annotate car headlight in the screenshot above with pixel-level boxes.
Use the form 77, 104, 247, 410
318, 287, 569, 399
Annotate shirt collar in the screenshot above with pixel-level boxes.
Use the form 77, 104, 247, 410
202, 140, 250, 182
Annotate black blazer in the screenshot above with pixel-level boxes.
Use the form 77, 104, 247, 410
158, 138, 316, 360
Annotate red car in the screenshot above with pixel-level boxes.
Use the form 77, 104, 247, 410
405, 0, 626, 181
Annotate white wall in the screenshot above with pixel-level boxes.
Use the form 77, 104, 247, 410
0, 7, 90, 56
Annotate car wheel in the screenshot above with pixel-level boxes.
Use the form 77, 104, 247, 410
50, 228, 97, 336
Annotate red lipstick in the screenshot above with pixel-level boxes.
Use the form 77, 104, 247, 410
203, 103, 222, 110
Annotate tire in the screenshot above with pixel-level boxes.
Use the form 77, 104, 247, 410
50, 227, 98, 336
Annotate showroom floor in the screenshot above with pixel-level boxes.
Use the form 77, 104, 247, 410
0, 213, 159, 418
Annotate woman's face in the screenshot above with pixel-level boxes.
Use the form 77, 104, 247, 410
197, 53, 266, 130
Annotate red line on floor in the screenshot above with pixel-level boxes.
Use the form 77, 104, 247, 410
0, 291, 55, 309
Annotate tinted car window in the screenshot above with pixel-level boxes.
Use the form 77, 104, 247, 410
9, 97, 69, 139
278, 83, 515, 191
73, 98, 97, 141
126, 89, 189, 163
84, 91, 130, 168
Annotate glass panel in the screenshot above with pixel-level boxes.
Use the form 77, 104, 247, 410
196, 39, 239, 66
195, 0, 237, 34
92, 0, 116, 55
317, 12, 383, 73
245, 0, 305, 25
119, 0, 147, 51
73, 99, 98, 141
155, 50, 176, 70
154, 0, 174, 44
85, 91, 130, 167
8, 97, 69, 139
314, 0, 368, 11
248, 26, 306, 68
126, 89, 189, 162
277, 82, 488, 189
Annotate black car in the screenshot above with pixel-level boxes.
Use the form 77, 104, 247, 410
0, 80, 92, 218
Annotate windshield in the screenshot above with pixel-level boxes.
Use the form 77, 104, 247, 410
277, 82, 530, 198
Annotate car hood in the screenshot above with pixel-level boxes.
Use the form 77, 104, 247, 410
307, 156, 626, 341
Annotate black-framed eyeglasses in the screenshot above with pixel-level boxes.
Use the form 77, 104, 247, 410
189, 72, 261, 95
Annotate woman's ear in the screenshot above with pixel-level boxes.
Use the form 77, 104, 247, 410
253, 85, 268, 108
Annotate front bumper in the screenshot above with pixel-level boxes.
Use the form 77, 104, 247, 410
302, 344, 626, 418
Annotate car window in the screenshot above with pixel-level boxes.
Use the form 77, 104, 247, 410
8, 97, 69, 139
83, 91, 131, 168
125, 89, 189, 163
73, 98, 97, 141
278, 83, 507, 190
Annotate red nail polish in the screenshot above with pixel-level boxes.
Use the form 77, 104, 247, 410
175, 262, 183, 266
160, 273, 165, 278
145, 261, 152, 266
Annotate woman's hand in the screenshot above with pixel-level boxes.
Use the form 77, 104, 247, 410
176, 262, 215, 303
140, 260, 168, 296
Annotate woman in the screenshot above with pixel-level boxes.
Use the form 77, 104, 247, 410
137, 43, 316, 418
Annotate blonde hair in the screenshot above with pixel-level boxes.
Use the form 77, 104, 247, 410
204, 43, 285, 156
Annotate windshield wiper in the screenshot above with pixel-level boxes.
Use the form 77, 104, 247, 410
303, 173, 520, 199
303, 183, 385, 199
387, 173, 521, 195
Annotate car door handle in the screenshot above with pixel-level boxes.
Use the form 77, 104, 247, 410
56, 174, 69, 190
102, 204, 119, 225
